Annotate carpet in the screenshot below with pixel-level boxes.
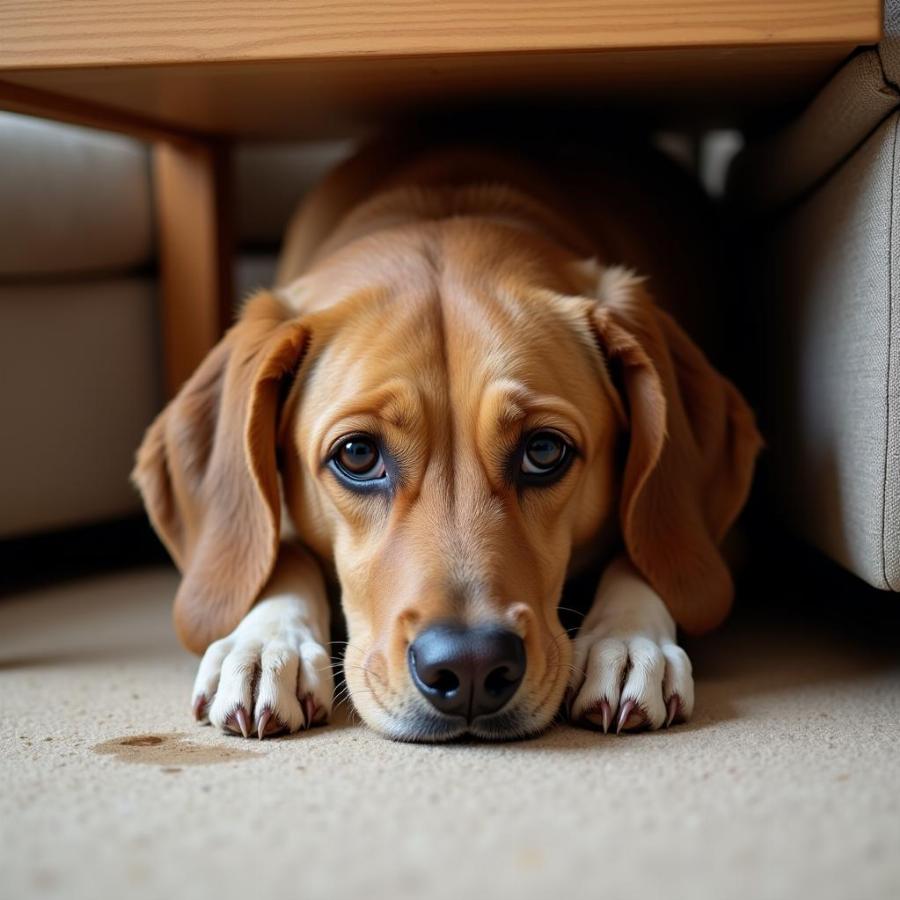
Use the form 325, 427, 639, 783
2, 564, 898, 900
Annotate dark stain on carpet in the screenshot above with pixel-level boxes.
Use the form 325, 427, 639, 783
93, 733, 260, 766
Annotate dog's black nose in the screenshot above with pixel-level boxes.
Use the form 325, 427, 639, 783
408, 623, 526, 720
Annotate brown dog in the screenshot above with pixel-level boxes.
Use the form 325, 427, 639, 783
134, 133, 761, 742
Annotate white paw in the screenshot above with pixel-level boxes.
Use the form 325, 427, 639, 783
568, 557, 695, 733
569, 631, 694, 733
191, 595, 334, 739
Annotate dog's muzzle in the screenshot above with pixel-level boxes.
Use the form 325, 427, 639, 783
407, 623, 526, 721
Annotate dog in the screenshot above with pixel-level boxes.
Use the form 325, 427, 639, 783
134, 129, 762, 742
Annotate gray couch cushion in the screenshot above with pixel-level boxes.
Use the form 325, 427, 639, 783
762, 113, 900, 590
879, 0, 900, 85
729, 51, 899, 211
0, 277, 161, 536
0, 113, 154, 277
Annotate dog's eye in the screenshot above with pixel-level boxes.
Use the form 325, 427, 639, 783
332, 436, 387, 483
520, 430, 572, 481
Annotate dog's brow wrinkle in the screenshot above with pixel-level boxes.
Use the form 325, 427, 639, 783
378, 389, 419, 431
431, 262, 456, 508
496, 399, 526, 429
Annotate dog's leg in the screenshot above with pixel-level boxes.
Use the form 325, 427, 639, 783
190, 544, 333, 739
569, 556, 694, 733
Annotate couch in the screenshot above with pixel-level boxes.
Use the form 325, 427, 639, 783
730, 2, 900, 593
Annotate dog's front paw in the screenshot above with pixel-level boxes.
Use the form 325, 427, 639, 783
569, 631, 694, 734
190, 597, 334, 739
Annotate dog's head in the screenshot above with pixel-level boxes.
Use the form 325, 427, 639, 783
135, 219, 760, 741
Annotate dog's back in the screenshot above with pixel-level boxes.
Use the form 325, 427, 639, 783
277, 120, 721, 347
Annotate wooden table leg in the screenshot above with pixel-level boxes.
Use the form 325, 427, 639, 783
153, 139, 234, 397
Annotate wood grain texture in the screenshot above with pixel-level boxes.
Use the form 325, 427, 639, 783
0, 79, 204, 143
154, 142, 233, 396
0, 1, 882, 69
0, 43, 869, 139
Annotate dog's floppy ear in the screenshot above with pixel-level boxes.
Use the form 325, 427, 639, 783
133, 291, 309, 654
580, 262, 762, 634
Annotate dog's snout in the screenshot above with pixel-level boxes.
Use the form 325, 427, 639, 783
408, 623, 526, 721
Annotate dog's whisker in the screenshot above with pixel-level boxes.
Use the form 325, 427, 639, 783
548, 629, 577, 648
331, 684, 354, 703
342, 659, 388, 688
331, 689, 366, 723
551, 626, 580, 641
556, 606, 586, 619
335, 689, 356, 703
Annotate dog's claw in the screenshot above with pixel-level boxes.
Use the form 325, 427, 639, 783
580, 698, 614, 732
616, 699, 637, 734
192, 694, 207, 722
665, 694, 681, 728
255, 707, 288, 739
599, 699, 612, 734
302, 694, 318, 729
234, 707, 250, 738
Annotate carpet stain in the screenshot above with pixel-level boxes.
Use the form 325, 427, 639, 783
93, 733, 260, 766
120, 735, 164, 747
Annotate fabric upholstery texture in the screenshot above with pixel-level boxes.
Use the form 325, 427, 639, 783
0, 278, 161, 537
729, 51, 899, 211
0, 112, 162, 536
754, 114, 900, 591
0, 113, 154, 277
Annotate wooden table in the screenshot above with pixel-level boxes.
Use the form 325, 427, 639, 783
0, 1, 882, 394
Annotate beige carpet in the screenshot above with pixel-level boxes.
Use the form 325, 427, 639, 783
2, 564, 899, 900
